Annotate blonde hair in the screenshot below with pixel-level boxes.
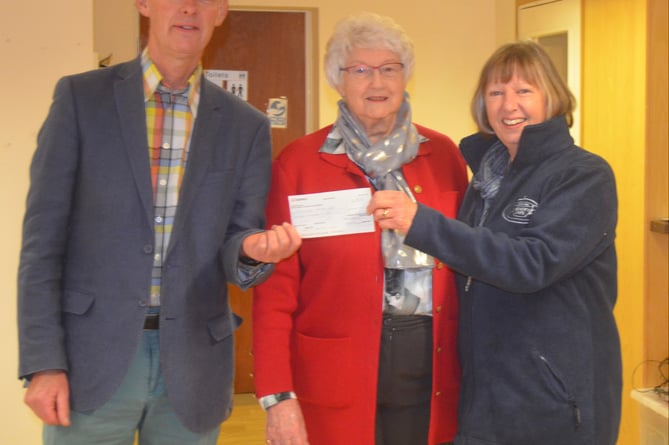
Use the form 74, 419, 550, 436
471, 40, 576, 134
324, 12, 415, 89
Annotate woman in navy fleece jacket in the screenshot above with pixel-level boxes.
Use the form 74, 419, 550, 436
368, 41, 621, 445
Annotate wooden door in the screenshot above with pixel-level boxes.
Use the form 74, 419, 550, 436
140, 9, 317, 393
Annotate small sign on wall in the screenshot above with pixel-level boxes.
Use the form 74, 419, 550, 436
267, 97, 288, 128
204, 69, 248, 101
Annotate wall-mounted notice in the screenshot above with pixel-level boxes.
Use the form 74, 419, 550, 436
204, 70, 248, 101
267, 97, 288, 128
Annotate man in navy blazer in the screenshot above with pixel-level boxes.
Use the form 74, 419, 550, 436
17, 0, 301, 443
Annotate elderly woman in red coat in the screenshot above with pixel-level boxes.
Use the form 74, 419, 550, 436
252, 12, 468, 445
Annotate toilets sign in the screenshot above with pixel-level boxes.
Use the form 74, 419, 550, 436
204, 70, 248, 101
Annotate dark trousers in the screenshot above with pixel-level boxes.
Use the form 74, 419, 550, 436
376, 315, 442, 445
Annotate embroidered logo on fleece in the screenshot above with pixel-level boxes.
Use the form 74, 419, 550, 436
503, 197, 538, 224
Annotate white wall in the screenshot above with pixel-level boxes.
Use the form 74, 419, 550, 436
94, 0, 139, 65
0, 1, 514, 442
0, 2, 95, 443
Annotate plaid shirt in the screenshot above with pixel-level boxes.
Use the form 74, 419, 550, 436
142, 50, 202, 307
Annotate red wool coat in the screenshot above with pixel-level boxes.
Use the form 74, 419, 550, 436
253, 124, 468, 445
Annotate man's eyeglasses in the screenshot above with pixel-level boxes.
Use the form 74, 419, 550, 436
339, 62, 405, 80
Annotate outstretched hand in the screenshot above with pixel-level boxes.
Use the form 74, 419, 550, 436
242, 222, 302, 264
367, 190, 418, 234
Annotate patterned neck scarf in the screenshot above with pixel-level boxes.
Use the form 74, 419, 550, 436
471, 141, 510, 225
336, 93, 432, 269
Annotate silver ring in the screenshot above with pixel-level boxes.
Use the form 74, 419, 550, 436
383, 208, 390, 218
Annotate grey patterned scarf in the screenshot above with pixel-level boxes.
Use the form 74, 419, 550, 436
336, 94, 432, 269
471, 141, 510, 225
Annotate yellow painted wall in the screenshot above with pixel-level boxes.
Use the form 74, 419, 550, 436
643, 0, 668, 389
582, 1, 651, 444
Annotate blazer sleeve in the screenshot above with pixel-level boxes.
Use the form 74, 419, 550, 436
17, 77, 79, 378
220, 106, 274, 289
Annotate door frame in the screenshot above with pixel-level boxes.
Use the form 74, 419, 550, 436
221, 7, 319, 393
518, 0, 582, 145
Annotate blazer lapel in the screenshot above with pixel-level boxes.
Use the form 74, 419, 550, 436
114, 59, 154, 226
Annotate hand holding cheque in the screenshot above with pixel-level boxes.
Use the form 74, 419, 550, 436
287, 188, 417, 238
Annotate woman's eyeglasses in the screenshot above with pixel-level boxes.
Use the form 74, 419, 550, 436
339, 62, 405, 80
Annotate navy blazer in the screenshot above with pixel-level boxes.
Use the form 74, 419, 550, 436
18, 58, 272, 433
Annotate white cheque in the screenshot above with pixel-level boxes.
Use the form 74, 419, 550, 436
288, 188, 375, 239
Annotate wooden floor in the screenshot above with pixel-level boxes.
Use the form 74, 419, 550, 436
218, 393, 266, 444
